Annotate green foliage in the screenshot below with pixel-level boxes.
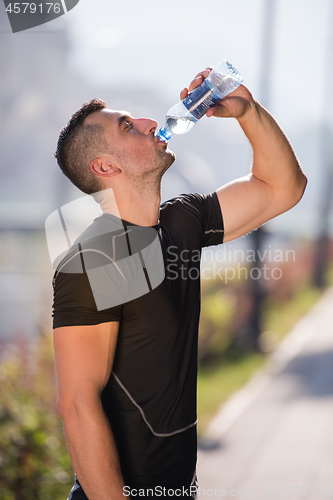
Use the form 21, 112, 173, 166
199, 287, 236, 361
0, 333, 74, 500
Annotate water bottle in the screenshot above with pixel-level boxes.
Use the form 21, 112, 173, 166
156, 60, 243, 142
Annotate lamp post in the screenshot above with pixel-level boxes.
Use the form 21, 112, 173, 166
312, 0, 333, 288
239, 0, 278, 351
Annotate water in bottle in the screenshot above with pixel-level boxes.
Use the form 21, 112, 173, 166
156, 60, 243, 142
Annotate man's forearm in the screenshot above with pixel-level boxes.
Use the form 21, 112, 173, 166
60, 399, 125, 500
238, 100, 307, 200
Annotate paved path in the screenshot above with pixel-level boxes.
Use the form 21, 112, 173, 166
197, 287, 333, 500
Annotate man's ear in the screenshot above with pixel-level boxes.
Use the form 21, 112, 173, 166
90, 155, 121, 178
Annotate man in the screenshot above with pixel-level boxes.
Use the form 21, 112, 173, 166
52, 68, 307, 500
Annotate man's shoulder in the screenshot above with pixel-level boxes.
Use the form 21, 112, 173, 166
160, 192, 218, 221
54, 212, 161, 279
159, 192, 224, 247
53, 214, 123, 276
160, 192, 217, 209
161, 192, 202, 209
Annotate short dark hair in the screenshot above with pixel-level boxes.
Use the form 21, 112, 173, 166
54, 98, 111, 195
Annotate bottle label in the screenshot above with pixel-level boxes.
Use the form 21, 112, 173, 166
183, 80, 221, 120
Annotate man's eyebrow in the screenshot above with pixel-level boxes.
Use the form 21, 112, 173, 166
118, 114, 133, 129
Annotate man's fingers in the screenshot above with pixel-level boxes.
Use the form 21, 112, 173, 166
188, 67, 213, 92
206, 105, 230, 118
179, 67, 213, 99
206, 95, 252, 119
180, 87, 188, 100
194, 67, 213, 79
188, 76, 203, 92
205, 107, 215, 118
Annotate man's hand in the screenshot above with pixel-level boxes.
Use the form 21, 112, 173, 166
180, 67, 252, 119
180, 65, 307, 242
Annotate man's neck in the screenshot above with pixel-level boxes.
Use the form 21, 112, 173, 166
98, 182, 161, 227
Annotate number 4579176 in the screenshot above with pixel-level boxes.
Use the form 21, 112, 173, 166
5, 3, 61, 14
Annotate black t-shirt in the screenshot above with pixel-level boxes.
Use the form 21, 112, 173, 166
53, 192, 224, 495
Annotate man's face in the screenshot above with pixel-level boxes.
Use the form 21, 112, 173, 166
87, 109, 175, 182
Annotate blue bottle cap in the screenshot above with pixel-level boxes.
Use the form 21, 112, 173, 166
156, 126, 172, 142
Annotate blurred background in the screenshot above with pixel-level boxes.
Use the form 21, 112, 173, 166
1, 0, 333, 498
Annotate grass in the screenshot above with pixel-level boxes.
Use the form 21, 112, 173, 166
197, 279, 329, 436
197, 352, 265, 434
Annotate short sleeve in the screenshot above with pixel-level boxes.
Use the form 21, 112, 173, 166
160, 192, 224, 248
193, 192, 224, 247
52, 263, 123, 329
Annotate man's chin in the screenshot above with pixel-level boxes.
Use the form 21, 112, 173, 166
168, 149, 176, 163
161, 150, 176, 174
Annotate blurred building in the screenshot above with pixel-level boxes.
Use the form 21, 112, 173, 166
0, 8, 83, 229
0, 8, 85, 342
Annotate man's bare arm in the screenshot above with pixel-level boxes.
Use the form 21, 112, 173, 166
180, 70, 307, 242
53, 322, 124, 500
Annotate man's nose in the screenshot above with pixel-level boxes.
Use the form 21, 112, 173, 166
134, 118, 158, 135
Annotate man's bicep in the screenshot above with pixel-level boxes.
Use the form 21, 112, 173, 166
53, 322, 119, 410
217, 174, 281, 242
